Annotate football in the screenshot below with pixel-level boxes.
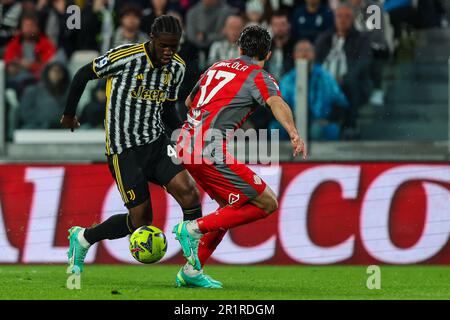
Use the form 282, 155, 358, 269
129, 226, 167, 264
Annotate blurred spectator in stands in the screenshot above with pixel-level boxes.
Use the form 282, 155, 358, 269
0, 0, 38, 54
0, 0, 22, 55
383, 0, 416, 40
112, 4, 148, 47
416, 0, 448, 29
178, 0, 199, 13
315, 3, 372, 138
4, 12, 56, 95
79, 80, 106, 129
383, 0, 448, 32
247, 10, 294, 130
245, 0, 268, 28
252, 0, 299, 20
22, 0, 38, 11
36, 0, 78, 60
291, 0, 334, 43
186, 0, 233, 53
350, 0, 393, 107
141, 0, 183, 34
436, 0, 448, 27
226, 0, 246, 12
167, 10, 201, 119
141, 0, 168, 34
116, 0, 149, 10
73, 0, 87, 8
268, 0, 297, 12
270, 40, 349, 140
207, 15, 244, 66
265, 11, 295, 81
18, 61, 70, 129
78, 0, 116, 53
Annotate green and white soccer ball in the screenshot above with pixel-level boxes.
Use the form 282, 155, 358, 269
129, 226, 167, 264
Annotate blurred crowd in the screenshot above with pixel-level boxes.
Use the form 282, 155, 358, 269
0, 0, 448, 140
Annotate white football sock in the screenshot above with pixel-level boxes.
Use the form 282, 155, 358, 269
186, 221, 203, 239
183, 263, 202, 277
77, 228, 91, 249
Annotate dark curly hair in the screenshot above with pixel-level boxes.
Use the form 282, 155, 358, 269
237, 25, 272, 60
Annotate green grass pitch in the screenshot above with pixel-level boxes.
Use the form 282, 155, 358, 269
0, 265, 449, 300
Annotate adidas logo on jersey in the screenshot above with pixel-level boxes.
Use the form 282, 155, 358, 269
135, 74, 144, 80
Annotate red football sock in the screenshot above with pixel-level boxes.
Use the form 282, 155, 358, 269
198, 230, 227, 266
197, 203, 268, 233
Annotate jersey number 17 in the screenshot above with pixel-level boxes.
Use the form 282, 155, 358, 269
198, 70, 236, 106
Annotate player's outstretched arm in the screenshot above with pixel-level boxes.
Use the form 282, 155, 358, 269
60, 63, 98, 132
267, 95, 308, 159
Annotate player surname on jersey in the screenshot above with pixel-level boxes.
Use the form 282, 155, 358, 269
214, 60, 249, 72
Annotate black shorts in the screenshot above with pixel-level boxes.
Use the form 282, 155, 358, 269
107, 134, 184, 209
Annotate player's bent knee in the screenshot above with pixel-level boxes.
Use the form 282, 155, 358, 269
251, 186, 279, 214
180, 186, 201, 207
129, 215, 152, 228
189, 187, 201, 204
265, 197, 278, 215
261, 187, 278, 214
253, 192, 278, 215
129, 203, 153, 228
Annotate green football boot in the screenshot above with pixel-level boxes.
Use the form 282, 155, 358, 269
172, 222, 201, 270
175, 268, 223, 289
67, 226, 89, 274
203, 274, 223, 288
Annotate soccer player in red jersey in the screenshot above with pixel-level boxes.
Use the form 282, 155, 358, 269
173, 25, 307, 288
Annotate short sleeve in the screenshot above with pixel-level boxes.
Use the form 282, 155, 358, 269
92, 44, 141, 78
251, 70, 281, 106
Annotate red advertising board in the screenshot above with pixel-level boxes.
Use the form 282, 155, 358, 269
0, 163, 449, 265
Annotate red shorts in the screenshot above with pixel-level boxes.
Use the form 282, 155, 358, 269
183, 155, 267, 209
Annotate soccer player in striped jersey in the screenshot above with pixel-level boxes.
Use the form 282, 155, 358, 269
61, 15, 221, 288
172, 25, 307, 287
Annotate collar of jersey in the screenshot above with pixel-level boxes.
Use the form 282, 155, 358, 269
240, 55, 260, 65
143, 41, 155, 69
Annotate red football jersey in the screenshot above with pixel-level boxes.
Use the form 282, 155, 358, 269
179, 55, 280, 156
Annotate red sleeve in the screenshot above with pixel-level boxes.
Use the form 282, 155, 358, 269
38, 36, 57, 64
252, 71, 281, 105
3, 38, 20, 64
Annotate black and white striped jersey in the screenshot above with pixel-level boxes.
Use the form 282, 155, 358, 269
92, 42, 185, 155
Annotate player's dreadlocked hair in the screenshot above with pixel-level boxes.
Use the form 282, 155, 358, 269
150, 15, 183, 37
237, 25, 272, 61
